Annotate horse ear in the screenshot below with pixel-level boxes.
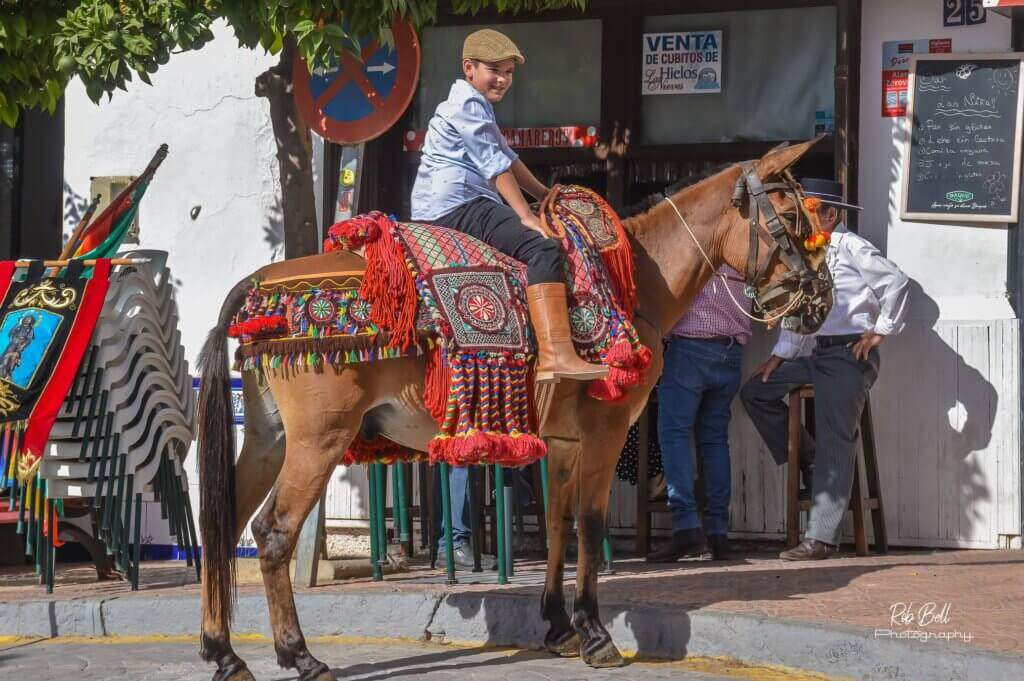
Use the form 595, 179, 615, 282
754, 135, 825, 179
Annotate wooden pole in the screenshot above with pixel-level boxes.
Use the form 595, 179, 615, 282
58, 144, 168, 260
15, 258, 151, 268
58, 195, 101, 260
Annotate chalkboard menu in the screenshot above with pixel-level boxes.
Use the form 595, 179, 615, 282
901, 54, 1024, 223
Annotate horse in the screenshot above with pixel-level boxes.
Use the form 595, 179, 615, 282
196, 138, 833, 680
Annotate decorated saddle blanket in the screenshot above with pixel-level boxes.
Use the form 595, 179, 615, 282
229, 186, 650, 468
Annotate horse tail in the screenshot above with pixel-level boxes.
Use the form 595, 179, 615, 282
197, 277, 250, 625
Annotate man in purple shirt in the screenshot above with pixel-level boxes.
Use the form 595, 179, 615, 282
646, 266, 751, 562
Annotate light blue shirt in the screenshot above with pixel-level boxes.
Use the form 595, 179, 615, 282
410, 79, 518, 221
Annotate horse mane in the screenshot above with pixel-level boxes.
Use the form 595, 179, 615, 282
619, 161, 741, 241
619, 161, 734, 219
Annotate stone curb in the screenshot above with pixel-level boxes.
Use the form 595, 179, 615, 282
2, 591, 1021, 680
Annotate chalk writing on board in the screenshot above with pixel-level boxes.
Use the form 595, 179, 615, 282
903, 56, 1023, 221
955, 63, 977, 79
935, 93, 1000, 118
918, 75, 952, 93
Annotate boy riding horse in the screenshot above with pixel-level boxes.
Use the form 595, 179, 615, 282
411, 29, 607, 384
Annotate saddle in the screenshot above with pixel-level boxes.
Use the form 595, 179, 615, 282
228, 187, 651, 467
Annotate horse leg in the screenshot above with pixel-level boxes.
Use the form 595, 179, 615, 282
540, 435, 582, 657
201, 373, 286, 681
250, 369, 369, 681
571, 410, 631, 668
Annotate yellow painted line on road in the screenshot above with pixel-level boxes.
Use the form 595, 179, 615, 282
21, 635, 851, 680
638, 656, 853, 681
0, 636, 42, 647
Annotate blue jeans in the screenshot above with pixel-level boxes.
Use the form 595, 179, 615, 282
433, 466, 471, 548
656, 336, 743, 536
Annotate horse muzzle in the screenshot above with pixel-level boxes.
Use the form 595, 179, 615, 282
780, 261, 833, 334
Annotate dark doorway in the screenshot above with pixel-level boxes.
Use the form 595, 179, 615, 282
0, 105, 65, 260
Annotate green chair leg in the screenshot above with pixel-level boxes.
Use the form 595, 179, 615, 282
494, 465, 507, 585
367, 464, 382, 582
374, 464, 388, 561
602, 525, 615, 575
394, 463, 410, 554
131, 493, 142, 591
439, 463, 457, 584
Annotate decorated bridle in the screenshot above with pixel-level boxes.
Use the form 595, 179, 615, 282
661, 161, 833, 329
730, 162, 831, 319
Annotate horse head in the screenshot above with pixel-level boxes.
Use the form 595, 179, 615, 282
726, 137, 834, 334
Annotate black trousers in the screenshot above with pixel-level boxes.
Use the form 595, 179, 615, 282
431, 197, 563, 284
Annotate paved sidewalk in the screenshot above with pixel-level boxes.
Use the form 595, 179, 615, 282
1, 544, 1022, 680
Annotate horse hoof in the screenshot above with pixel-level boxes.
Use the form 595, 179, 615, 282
301, 670, 335, 681
582, 639, 625, 669
213, 667, 256, 681
299, 662, 335, 681
544, 630, 581, 657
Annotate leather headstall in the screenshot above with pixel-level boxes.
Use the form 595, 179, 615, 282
732, 162, 820, 312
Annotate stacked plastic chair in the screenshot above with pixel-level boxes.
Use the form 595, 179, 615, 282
20, 250, 196, 591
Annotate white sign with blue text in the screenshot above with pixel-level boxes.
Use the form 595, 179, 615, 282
642, 30, 723, 96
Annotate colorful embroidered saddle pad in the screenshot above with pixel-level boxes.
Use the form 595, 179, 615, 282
230, 186, 650, 467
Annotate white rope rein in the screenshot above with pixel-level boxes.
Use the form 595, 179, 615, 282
660, 196, 805, 325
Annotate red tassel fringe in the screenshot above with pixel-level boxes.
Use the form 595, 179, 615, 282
323, 213, 382, 252
423, 345, 450, 424
323, 212, 418, 351
428, 431, 546, 468
355, 215, 418, 352
601, 247, 638, 320
587, 189, 638, 318
227, 315, 288, 339
587, 339, 653, 402
342, 434, 427, 465
427, 353, 546, 467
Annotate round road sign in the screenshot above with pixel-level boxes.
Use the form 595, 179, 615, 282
293, 19, 421, 144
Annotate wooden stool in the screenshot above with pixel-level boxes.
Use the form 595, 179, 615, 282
786, 385, 888, 555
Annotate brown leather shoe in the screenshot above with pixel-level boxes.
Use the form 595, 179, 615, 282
526, 283, 609, 383
779, 539, 835, 561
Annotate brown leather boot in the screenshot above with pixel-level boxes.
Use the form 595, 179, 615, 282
527, 283, 609, 383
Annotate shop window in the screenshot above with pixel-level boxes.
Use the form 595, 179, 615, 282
641, 7, 836, 145
415, 20, 601, 130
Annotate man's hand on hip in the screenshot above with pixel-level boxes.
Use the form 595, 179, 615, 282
753, 355, 784, 383
851, 331, 884, 361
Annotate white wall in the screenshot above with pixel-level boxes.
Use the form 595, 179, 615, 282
859, 0, 1013, 320
62, 21, 325, 549
63, 21, 284, 362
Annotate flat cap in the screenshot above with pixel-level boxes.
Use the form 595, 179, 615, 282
462, 29, 525, 65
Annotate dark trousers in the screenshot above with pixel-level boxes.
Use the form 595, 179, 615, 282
739, 343, 879, 546
432, 197, 563, 284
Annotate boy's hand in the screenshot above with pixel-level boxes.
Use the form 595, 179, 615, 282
521, 214, 545, 235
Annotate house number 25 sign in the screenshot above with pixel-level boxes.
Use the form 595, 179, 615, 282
944, 0, 987, 27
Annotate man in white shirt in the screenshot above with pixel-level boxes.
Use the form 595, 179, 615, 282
740, 179, 910, 561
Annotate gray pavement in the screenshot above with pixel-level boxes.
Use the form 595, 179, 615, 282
0, 637, 828, 681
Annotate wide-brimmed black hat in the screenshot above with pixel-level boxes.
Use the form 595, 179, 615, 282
800, 177, 862, 211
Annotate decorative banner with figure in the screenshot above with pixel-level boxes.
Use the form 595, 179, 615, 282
641, 30, 723, 95
0, 260, 112, 483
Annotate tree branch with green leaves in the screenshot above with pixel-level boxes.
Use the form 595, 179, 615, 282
1, 0, 586, 255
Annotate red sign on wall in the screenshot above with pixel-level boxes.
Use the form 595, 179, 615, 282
882, 38, 952, 118
404, 126, 599, 152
